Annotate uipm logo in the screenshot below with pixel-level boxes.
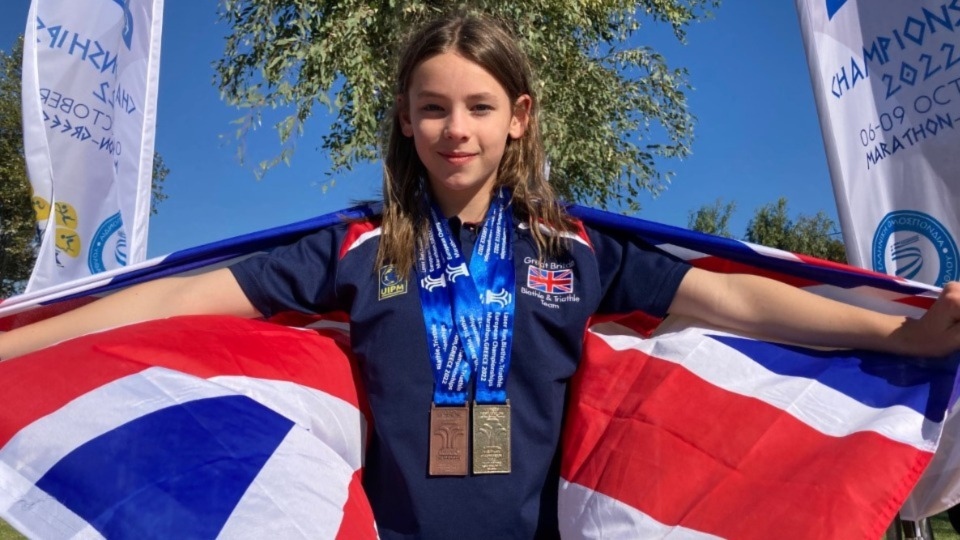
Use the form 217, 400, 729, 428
826, 0, 850, 20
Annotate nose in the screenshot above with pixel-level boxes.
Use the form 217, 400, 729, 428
443, 108, 469, 140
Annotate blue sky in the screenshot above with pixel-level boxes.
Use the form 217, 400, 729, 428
1, 2, 837, 258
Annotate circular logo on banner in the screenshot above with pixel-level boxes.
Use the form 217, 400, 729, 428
88, 212, 128, 273
32, 196, 51, 221
55, 228, 82, 258
872, 211, 958, 286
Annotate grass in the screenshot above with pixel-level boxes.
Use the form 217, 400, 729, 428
931, 512, 960, 539
0, 520, 21, 540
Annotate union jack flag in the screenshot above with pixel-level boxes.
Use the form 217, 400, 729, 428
527, 267, 574, 294
0, 204, 957, 538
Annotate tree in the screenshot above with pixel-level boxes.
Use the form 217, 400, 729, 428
688, 197, 847, 263
687, 199, 736, 238
0, 37, 35, 298
151, 153, 170, 216
745, 198, 846, 262
215, 0, 719, 210
0, 37, 170, 297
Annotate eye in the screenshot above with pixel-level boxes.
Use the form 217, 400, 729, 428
420, 103, 444, 112
471, 103, 494, 114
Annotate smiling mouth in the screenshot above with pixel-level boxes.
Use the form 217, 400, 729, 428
439, 152, 477, 165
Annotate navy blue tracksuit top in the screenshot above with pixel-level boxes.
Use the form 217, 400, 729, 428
230, 211, 690, 539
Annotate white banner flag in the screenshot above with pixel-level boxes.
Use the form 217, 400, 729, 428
21, 0, 163, 292
796, 0, 960, 519
796, 0, 960, 287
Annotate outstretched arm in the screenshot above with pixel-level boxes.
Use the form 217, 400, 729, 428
0, 268, 260, 360
669, 267, 960, 357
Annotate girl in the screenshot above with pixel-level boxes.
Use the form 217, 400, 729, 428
3, 12, 960, 540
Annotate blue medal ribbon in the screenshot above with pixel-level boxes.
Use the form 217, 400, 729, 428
415, 188, 516, 406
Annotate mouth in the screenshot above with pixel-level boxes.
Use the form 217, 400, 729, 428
439, 152, 477, 165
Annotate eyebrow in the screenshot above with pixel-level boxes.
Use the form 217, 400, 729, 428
414, 90, 498, 100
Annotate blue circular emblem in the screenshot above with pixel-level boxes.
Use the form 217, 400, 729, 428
88, 212, 127, 273
872, 210, 958, 286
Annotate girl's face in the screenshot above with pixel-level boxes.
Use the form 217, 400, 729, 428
400, 52, 530, 218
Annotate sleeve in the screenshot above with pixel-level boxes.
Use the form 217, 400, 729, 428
228, 225, 345, 318
587, 224, 692, 318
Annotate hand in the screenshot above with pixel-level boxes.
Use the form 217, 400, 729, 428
895, 281, 960, 357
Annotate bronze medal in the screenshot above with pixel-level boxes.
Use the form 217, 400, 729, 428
472, 401, 511, 474
429, 403, 469, 476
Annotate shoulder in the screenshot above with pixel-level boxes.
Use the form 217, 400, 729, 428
518, 216, 594, 250
577, 217, 691, 275
339, 215, 383, 260
233, 210, 384, 273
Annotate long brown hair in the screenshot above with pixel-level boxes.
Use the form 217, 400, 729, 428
378, 12, 573, 276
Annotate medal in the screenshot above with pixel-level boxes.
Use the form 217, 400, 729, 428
416, 189, 516, 476
472, 401, 511, 474
429, 403, 469, 476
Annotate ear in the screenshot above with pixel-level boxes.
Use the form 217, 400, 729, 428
509, 94, 532, 139
398, 95, 414, 137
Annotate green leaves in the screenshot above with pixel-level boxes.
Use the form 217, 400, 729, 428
151, 152, 170, 216
687, 199, 736, 238
745, 198, 847, 263
214, 0, 719, 209
0, 37, 37, 297
688, 197, 847, 263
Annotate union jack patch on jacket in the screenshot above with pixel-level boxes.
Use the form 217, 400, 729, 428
527, 267, 573, 295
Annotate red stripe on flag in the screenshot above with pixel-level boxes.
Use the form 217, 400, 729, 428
588, 312, 664, 338
562, 329, 931, 540
793, 253, 907, 281
893, 294, 936, 310
336, 468, 377, 540
687, 255, 818, 289
0, 316, 365, 447
0, 332, 148, 448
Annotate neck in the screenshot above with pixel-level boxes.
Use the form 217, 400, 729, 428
434, 187, 494, 223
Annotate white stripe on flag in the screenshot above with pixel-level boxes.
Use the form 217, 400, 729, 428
216, 427, 355, 539
0, 367, 242, 538
0, 460, 100, 539
558, 480, 722, 540
0, 368, 364, 484
0, 368, 234, 483
209, 376, 365, 470
0, 366, 366, 538
656, 244, 708, 262
902, 406, 960, 520
745, 242, 804, 262
799, 284, 929, 317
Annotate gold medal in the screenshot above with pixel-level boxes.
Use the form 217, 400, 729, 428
472, 401, 511, 474
429, 403, 469, 476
